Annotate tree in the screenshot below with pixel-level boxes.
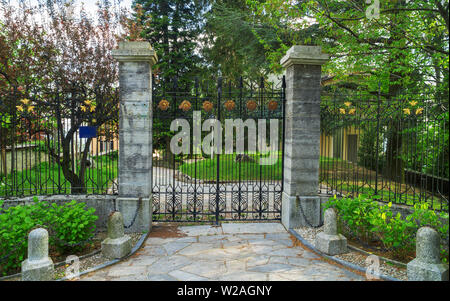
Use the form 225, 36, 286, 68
0, 1, 128, 193
247, 0, 449, 181
133, 0, 207, 87
203, 0, 275, 80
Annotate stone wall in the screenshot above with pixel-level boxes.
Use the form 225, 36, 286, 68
1, 195, 117, 230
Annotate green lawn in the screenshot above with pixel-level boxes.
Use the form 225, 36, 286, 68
179, 153, 283, 181
0, 152, 118, 196
179, 154, 448, 211
179, 154, 340, 182
323, 182, 448, 211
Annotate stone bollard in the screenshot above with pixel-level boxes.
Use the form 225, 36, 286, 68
315, 208, 347, 255
21, 228, 54, 281
101, 211, 132, 259
407, 227, 449, 281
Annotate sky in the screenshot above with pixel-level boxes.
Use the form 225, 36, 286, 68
73, 0, 133, 14
1, 0, 135, 28
4, 0, 134, 17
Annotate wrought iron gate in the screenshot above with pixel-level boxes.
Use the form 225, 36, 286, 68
151, 76, 285, 223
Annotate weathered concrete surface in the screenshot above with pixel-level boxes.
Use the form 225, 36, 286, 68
102, 212, 132, 259
21, 228, 54, 281
280, 45, 329, 229
407, 227, 449, 281
315, 208, 347, 255
79, 223, 364, 281
113, 41, 157, 233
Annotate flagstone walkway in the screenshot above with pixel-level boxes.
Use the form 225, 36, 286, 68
79, 223, 365, 281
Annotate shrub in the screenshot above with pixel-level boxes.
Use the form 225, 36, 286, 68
324, 194, 449, 262
0, 197, 98, 276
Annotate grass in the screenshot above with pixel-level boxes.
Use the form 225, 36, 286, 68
319, 157, 448, 211
178, 153, 448, 211
323, 181, 448, 211
0, 152, 118, 196
179, 153, 283, 181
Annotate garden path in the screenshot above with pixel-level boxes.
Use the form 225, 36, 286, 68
79, 223, 365, 281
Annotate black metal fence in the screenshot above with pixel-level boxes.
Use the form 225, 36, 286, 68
320, 88, 449, 212
0, 89, 118, 197
3, 81, 448, 215
151, 76, 285, 222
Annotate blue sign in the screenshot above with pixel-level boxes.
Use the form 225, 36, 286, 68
79, 126, 97, 138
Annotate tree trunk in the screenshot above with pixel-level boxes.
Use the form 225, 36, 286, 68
384, 120, 404, 182
0, 145, 6, 179
383, 8, 405, 183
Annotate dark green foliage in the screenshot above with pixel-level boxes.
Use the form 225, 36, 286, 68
133, 0, 206, 87
324, 194, 449, 262
0, 197, 98, 276
358, 125, 385, 172
203, 0, 272, 79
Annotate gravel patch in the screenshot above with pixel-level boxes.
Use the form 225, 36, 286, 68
294, 226, 407, 281
2, 232, 143, 281
54, 232, 143, 280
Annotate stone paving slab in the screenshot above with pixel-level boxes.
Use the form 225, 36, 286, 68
79, 223, 365, 281
221, 223, 286, 234
179, 225, 223, 236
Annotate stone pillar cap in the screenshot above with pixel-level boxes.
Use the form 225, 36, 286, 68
112, 41, 158, 65
280, 45, 329, 68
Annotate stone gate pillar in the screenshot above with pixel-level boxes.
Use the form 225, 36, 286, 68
112, 41, 158, 233
280, 46, 329, 229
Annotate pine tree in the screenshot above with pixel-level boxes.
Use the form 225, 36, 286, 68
133, 0, 207, 88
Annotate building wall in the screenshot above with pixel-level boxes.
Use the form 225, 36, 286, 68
320, 126, 361, 161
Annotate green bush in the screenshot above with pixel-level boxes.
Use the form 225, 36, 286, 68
324, 194, 449, 262
0, 197, 98, 276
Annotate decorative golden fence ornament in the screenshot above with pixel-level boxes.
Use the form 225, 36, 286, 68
158, 99, 170, 111
202, 100, 213, 112
179, 100, 192, 112
267, 100, 278, 111
338, 102, 355, 115
246, 100, 257, 111
224, 100, 235, 111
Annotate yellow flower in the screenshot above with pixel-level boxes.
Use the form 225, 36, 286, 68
348, 108, 356, 115
81, 105, 87, 112
16, 105, 24, 112
403, 108, 411, 115
20, 98, 30, 105
388, 202, 392, 208
381, 213, 386, 220
409, 101, 418, 106
339, 108, 346, 114
90, 105, 96, 112
344, 101, 352, 107
333, 194, 337, 199
27, 106, 35, 112
415, 108, 424, 115
84, 100, 92, 106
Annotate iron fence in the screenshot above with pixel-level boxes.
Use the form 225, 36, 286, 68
2, 80, 448, 215
151, 76, 285, 222
0, 88, 119, 197
320, 88, 449, 212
